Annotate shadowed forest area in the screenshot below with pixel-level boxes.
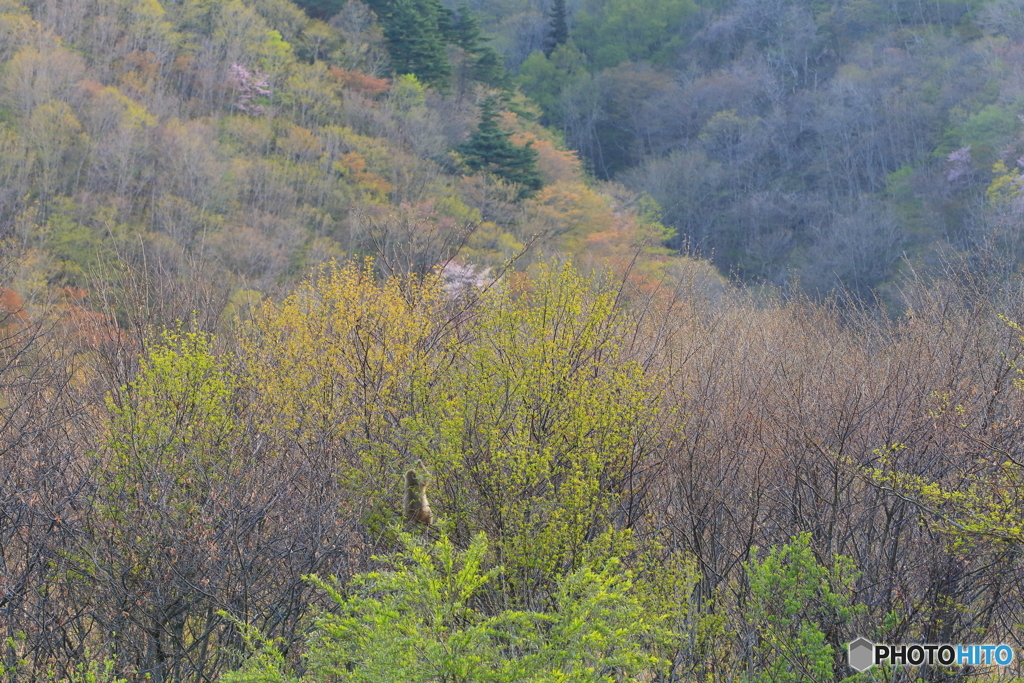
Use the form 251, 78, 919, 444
501, 0, 1024, 297
3, 0, 1024, 679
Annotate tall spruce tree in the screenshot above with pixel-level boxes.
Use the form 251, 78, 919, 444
450, 5, 510, 89
471, 47, 510, 89
366, 0, 452, 87
362, 0, 506, 89
292, 0, 345, 19
450, 4, 482, 52
543, 0, 569, 56
459, 97, 543, 198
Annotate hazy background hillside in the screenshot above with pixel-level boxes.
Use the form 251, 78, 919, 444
483, 0, 1024, 298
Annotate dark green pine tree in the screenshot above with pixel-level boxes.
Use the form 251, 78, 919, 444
291, 0, 345, 19
471, 47, 510, 89
543, 0, 569, 56
366, 0, 452, 87
450, 6, 509, 89
432, 0, 458, 44
449, 4, 482, 52
459, 97, 543, 198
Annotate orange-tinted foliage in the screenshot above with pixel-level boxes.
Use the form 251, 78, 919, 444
329, 66, 390, 97
336, 151, 394, 199
63, 306, 128, 350
0, 287, 28, 322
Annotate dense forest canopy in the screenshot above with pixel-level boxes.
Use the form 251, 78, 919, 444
3, 0, 1024, 680
4, 0, 1024, 297
0, 0, 674, 313
496, 0, 1024, 296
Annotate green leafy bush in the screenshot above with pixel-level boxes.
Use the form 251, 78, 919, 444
223, 532, 670, 682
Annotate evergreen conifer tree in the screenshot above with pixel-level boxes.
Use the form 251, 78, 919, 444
432, 0, 458, 44
543, 0, 569, 56
450, 6, 509, 89
472, 47, 510, 89
366, 0, 452, 87
450, 4, 482, 52
459, 97, 543, 198
292, 0, 345, 19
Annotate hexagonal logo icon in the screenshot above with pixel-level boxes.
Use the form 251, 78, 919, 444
848, 637, 875, 672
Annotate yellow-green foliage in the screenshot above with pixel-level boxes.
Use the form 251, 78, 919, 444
92, 86, 157, 131
223, 532, 674, 683
239, 259, 447, 444
852, 317, 1024, 549
985, 160, 1023, 206
103, 330, 237, 515
744, 533, 862, 683
237, 259, 661, 581
867, 444, 1024, 546
409, 262, 659, 578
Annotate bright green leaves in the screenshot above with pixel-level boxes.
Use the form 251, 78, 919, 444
103, 330, 237, 514
237, 259, 659, 588
225, 532, 671, 683
212, 0, 294, 73
957, 104, 1020, 166
301, 533, 501, 682
516, 42, 590, 125
523, 557, 667, 680
410, 262, 657, 582
744, 533, 862, 683
90, 329, 239, 622
107, 330, 236, 465
863, 311, 1024, 547
867, 438, 1024, 546
61, 652, 132, 683
91, 262, 678, 682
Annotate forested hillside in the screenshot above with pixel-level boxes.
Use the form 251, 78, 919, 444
0, 0, 672, 314
4, 0, 1024, 681
500, 0, 1024, 296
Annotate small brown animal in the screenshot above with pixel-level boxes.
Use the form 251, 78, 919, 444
403, 465, 434, 525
